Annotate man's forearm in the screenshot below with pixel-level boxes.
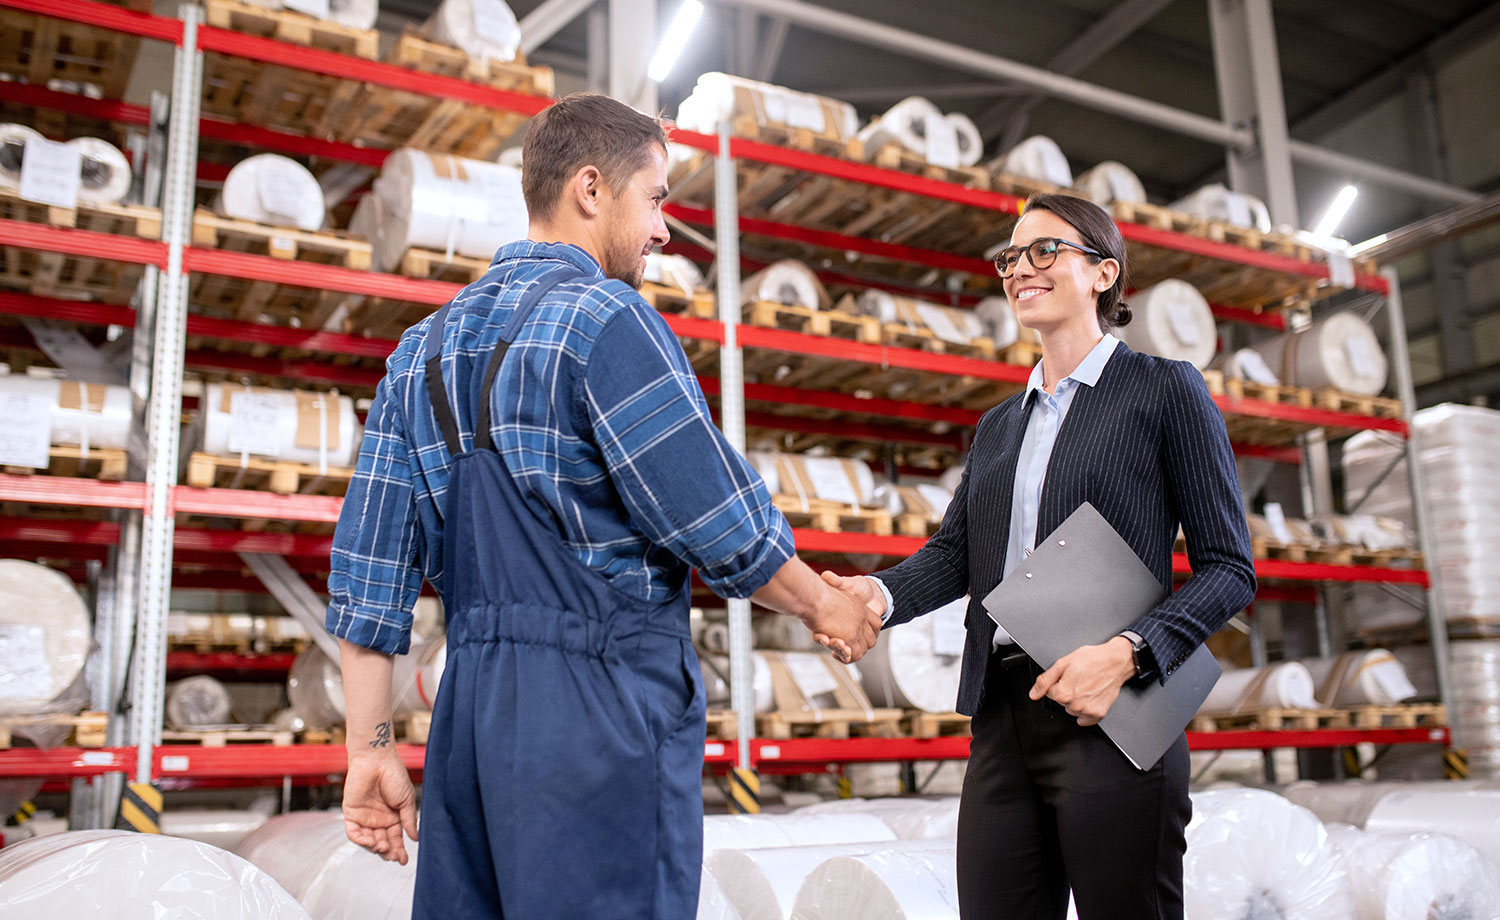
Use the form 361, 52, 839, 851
339, 639, 398, 755
750, 556, 835, 623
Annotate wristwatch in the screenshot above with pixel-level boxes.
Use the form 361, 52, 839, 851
1119, 629, 1150, 679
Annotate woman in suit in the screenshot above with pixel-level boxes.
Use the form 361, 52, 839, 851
825, 193, 1256, 919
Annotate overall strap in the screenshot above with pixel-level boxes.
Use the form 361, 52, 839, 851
424, 303, 462, 456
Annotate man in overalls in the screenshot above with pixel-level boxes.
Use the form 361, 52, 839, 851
325, 93, 882, 919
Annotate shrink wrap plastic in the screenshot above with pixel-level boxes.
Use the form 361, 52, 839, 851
702, 813, 896, 855
1073, 160, 1146, 206
236, 811, 418, 919
700, 867, 745, 920
1294, 650, 1417, 707
698, 651, 776, 714
68, 137, 131, 204
166, 674, 234, 729
857, 599, 965, 713
287, 639, 445, 730
746, 451, 877, 512
1170, 183, 1272, 233
789, 844, 959, 920
162, 808, 273, 851
0, 123, 43, 188
199, 383, 362, 469
217, 154, 326, 230
369, 149, 527, 271
1325, 823, 1500, 919
0, 375, 132, 454
422, 0, 520, 63
0, 559, 91, 717
1364, 787, 1500, 869
871, 483, 953, 521
1280, 781, 1459, 828
991, 136, 1072, 186
741, 260, 828, 310
854, 97, 982, 168
1248, 311, 1389, 396
712, 839, 954, 920
676, 73, 860, 145
1116, 279, 1217, 370
1200, 662, 1319, 715
795, 797, 960, 840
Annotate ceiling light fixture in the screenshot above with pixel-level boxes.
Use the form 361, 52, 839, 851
1312, 184, 1359, 240
647, 0, 704, 83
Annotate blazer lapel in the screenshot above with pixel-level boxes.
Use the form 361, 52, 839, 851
1035, 345, 1127, 534
984, 392, 1036, 579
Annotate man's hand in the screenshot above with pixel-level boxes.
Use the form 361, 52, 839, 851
1029, 636, 1137, 727
819, 571, 887, 619
342, 748, 419, 865
801, 577, 882, 664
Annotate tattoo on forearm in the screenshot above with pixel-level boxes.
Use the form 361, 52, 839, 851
369, 721, 392, 748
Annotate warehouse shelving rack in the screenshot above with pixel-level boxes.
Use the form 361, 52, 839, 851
0, 0, 1451, 801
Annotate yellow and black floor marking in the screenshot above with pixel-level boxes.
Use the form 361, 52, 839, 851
728, 767, 760, 815
1445, 748, 1469, 780
115, 782, 163, 834
6, 800, 36, 827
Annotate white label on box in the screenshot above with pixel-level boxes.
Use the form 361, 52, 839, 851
929, 604, 966, 657
227, 390, 283, 456
160, 755, 190, 772
1224, 192, 1252, 229
1165, 299, 1202, 346
471, 0, 515, 46
18, 138, 81, 209
803, 458, 861, 506
784, 654, 840, 698
477, 168, 528, 237
1263, 502, 1296, 545
257, 168, 312, 224
283, 0, 329, 18
1235, 349, 1280, 386
0, 625, 51, 701
0, 391, 53, 469
1327, 252, 1355, 288
923, 113, 960, 169
1344, 335, 1380, 379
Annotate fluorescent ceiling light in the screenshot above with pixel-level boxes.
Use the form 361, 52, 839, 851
1312, 184, 1359, 239
647, 0, 703, 83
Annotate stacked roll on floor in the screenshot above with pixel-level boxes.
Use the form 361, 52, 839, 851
1280, 781, 1462, 828
795, 797, 960, 840
236, 811, 418, 920
1364, 787, 1500, 869
702, 814, 897, 855
790, 844, 959, 920
1325, 824, 1500, 920
711, 840, 955, 920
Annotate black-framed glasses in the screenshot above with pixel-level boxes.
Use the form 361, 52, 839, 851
993, 237, 1105, 278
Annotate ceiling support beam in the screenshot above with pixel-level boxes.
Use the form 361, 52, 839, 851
752, 14, 789, 83
519, 0, 599, 55
609, 0, 657, 112
1209, 0, 1299, 226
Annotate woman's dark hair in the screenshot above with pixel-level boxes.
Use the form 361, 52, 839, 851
1020, 193, 1131, 331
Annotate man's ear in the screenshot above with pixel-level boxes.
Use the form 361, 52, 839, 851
573, 165, 604, 218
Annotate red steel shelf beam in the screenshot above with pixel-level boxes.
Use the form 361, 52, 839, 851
0, 747, 136, 779
1213, 393, 1408, 437
166, 651, 298, 676
1, 0, 182, 41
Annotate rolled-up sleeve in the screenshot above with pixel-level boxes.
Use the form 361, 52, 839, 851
582, 302, 794, 597
326, 374, 425, 655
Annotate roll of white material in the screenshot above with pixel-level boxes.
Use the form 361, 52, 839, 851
422, 0, 520, 63
747, 451, 877, 510
946, 113, 982, 168
166, 675, 234, 729
1170, 184, 1272, 233
1073, 161, 1146, 207
1297, 650, 1418, 707
0, 560, 91, 716
871, 483, 953, 521
753, 616, 822, 652
236, 811, 417, 920
789, 844, 959, 920
162, 809, 271, 851
391, 636, 446, 715
67, 137, 131, 204
1365, 788, 1500, 869
347, 193, 380, 239
992, 136, 1073, 187
372, 149, 527, 271
645, 253, 706, 294
677, 74, 859, 143
1279, 781, 1464, 828
1184, 789, 1354, 920
701, 868, 745, 920
1215, 348, 1281, 386
1201, 663, 1320, 715
0, 124, 43, 189
856, 97, 977, 169
702, 814, 897, 855
1116, 279, 1217, 370
741, 260, 825, 309
938, 465, 964, 494
974, 296, 1021, 349
326, 0, 378, 31
0, 376, 132, 452
1326, 824, 1500, 920
0, 830, 309, 917
1248, 311, 1389, 396
796, 797, 961, 841
713, 840, 954, 920
200, 383, 362, 468
288, 640, 446, 731
217, 154, 326, 231
854, 291, 988, 347
699, 653, 775, 714
859, 598, 965, 713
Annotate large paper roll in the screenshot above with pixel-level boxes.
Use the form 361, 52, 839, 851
741, 260, 826, 310
712, 840, 954, 920
0, 376, 132, 452
236, 811, 418, 920
1248, 311, 1388, 396
677, 73, 859, 145
858, 598, 964, 713
0, 830, 309, 918
200, 383, 362, 468
991, 136, 1073, 186
372, 149, 528, 271
0, 124, 43, 189
1185, 789, 1354, 919
422, 0, 519, 62
853, 291, 988, 347
1201, 663, 1320, 715
645, 253, 706, 295
217, 154, 326, 231
0, 560, 91, 716
974, 296, 1023, 349
1170, 183, 1272, 233
746, 451, 877, 511
856, 97, 978, 168
1214, 348, 1281, 386
700, 867, 745, 920
288, 640, 446, 731
1365, 788, 1500, 869
753, 616, 822, 652
1116, 279, 1217, 370
162, 808, 272, 851
871, 483, 952, 521
67, 137, 131, 204
702, 813, 897, 856
1073, 161, 1146, 207
789, 844, 959, 920
325, 0, 378, 31
796, 797, 960, 841
1327, 824, 1500, 920
946, 113, 982, 168
166, 675, 234, 729
1296, 650, 1418, 707
1280, 781, 1458, 828
698, 653, 774, 714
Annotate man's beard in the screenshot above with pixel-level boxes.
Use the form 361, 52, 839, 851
604, 239, 646, 289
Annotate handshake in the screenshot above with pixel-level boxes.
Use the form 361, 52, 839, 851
804, 571, 888, 665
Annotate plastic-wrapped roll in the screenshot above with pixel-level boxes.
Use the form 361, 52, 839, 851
856, 97, 976, 169
1296, 650, 1417, 707
1214, 348, 1281, 386
236, 812, 417, 920
789, 844, 959, 920
1365, 788, 1500, 868
200, 383, 362, 468
645, 253, 706, 295
700, 868, 744, 920
0, 560, 91, 716
1200, 663, 1319, 715
421, 0, 519, 62
938, 465, 964, 494
372, 149, 528, 271
1279, 781, 1458, 829
1116, 279, 1217, 370
712, 840, 954, 920
288, 640, 446, 731
0, 124, 43, 189
796, 797, 960, 841
1170, 184, 1272, 233
748, 451, 877, 511
698, 653, 775, 714
0, 830, 309, 917
347, 193, 380, 239
162, 809, 271, 851
391, 637, 446, 715
217, 154, 325, 231
0, 376, 132, 452
166, 675, 234, 729
326, 0, 378, 31
1184, 789, 1354, 920
946, 113, 983, 168
853, 291, 988, 347
740, 260, 826, 309
858, 598, 964, 713
991, 136, 1073, 187
871, 483, 952, 521
1391, 646, 1439, 700
1327, 824, 1500, 920
702, 813, 897, 855
974, 296, 1021, 349
1072, 161, 1146, 207
66, 137, 131, 204
676, 73, 859, 145
753, 616, 822, 652
747, 450, 782, 494
1247, 311, 1388, 396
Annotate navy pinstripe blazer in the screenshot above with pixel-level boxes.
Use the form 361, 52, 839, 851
879, 344, 1257, 716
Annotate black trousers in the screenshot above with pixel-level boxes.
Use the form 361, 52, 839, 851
956, 653, 1192, 920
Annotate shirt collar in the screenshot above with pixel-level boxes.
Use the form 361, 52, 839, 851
493, 240, 607, 281
1025, 333, 1120, 397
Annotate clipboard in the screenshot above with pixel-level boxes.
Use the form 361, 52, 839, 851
981, 503, 1221, 770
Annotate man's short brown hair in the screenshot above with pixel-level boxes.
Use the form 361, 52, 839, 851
521, 92, 669, 222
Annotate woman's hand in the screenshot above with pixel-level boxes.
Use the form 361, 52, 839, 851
1029, 636, 1137, 726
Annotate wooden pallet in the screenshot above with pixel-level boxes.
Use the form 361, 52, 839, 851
170, 636, 310, 655
895, 513, 943, 538
903, 711, 972, 738
1221, 377, 1315, 408
1313, 387, 1403, 420
2, 445, 127, 480
772, 494, 893, 535
729, 117, 851, 158
0, 188, 159, 302
396, 711, 431, 744
0, 187, 162, 239
705, 709, 739, 740
1191, 707, 1350, 733
879, 323, 996, 360
1250, 538, 1311, 562
851, 139, 991, 190
999, 340, 1043, 368
0, 0, 151, 99
755, 651, 903, 739
0, 711, 107, 749
319, 31, 552, 159
191, 211, 371, 325
186, 451, 355, 496
641, 282, 716, 319
745, 301, 881, 342
989, 171, 1067, 201
1344, 703, 1445, 729
1111, 199, 1319, 263
160, 727, 296, 747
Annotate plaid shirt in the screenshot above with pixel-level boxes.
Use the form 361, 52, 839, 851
327, 241, 794, 654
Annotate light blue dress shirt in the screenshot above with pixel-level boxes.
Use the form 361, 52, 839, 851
871, 334, 1121, 651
